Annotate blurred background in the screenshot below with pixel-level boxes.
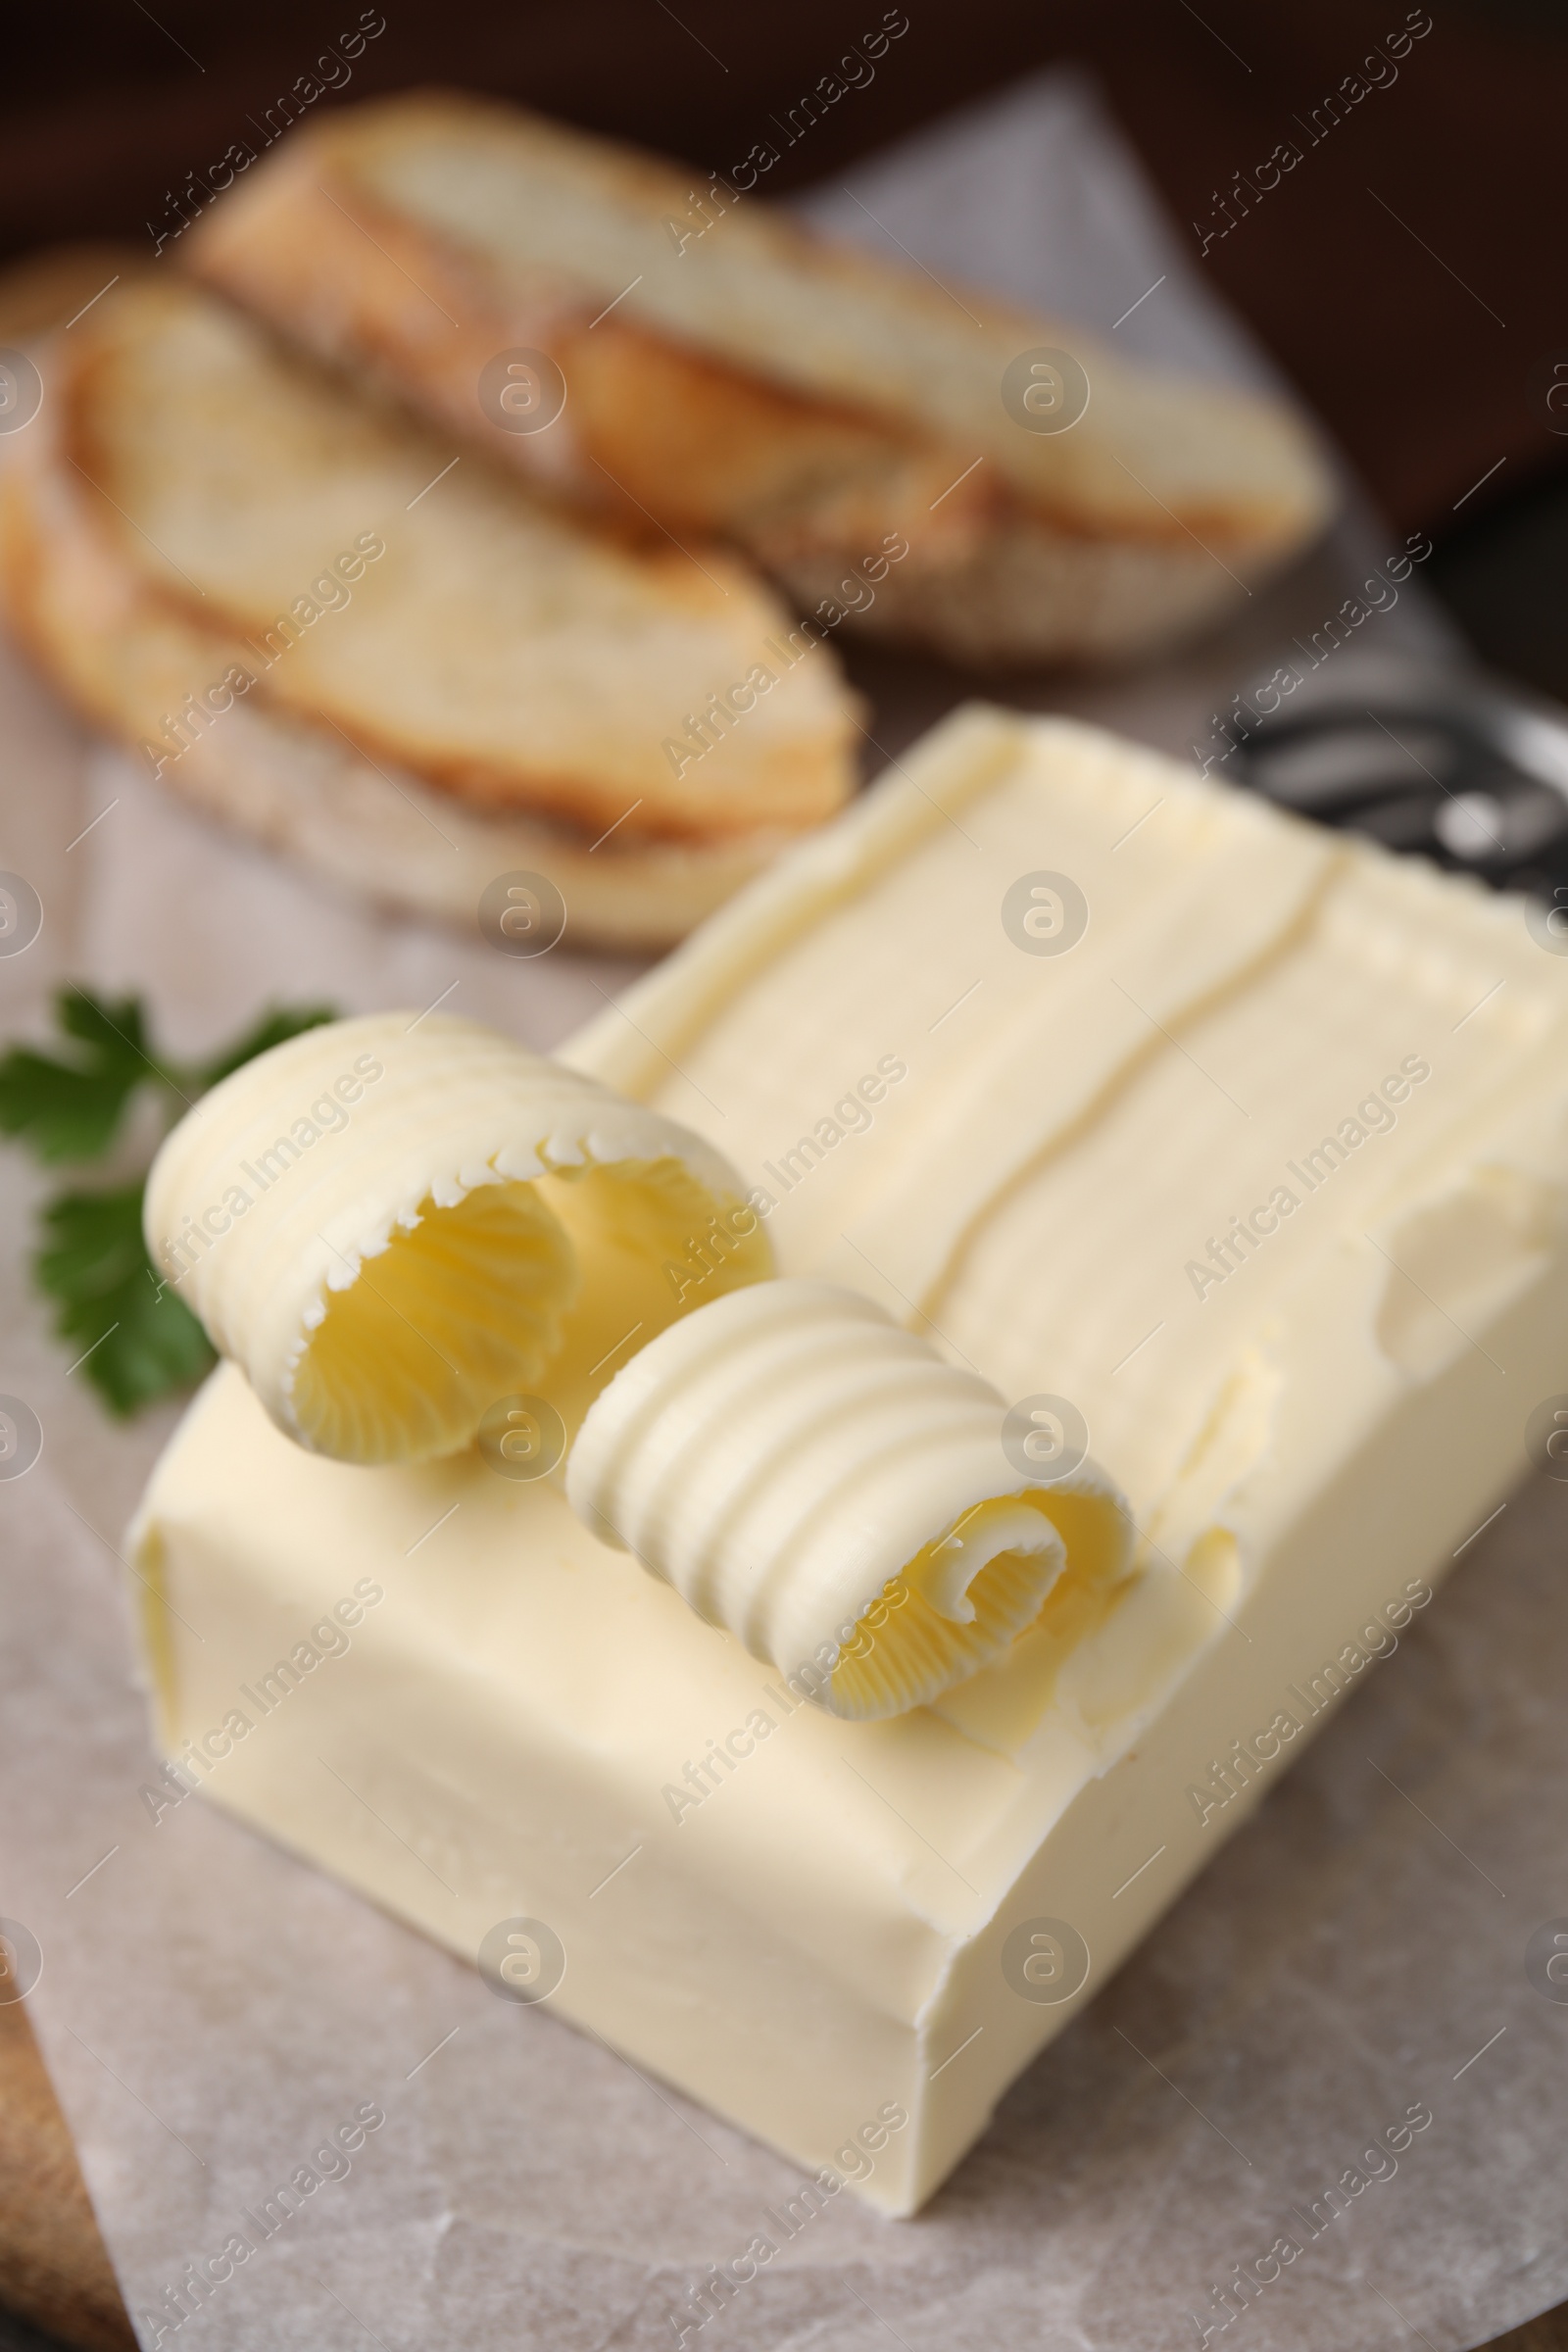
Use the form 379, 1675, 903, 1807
3, 0, 1565, 695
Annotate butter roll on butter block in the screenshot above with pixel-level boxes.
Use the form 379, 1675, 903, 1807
141, 1013, 770, 1464
143, 1013, 1111, 1722
567, 1278, 1132, 1721
131, 707, 1568, 2214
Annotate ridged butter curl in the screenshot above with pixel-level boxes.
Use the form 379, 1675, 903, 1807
144, 1012, 769, 1462
566, 1280, 1132, 1721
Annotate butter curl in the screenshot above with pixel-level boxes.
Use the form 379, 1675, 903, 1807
145, 1012, 769, 1462
566, 1279, 1132, 1720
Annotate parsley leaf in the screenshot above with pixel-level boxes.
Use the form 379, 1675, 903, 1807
1, 988, 339, 1415
34, 1183, 215, 1416
0, 988, 168, 1163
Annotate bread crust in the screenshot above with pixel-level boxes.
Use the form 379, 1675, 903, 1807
187, 92, 1336, 665
46, 280, 860, 844
0, 437, 788, 951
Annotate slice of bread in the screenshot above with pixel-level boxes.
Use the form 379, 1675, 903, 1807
0, 241, 147, 343
187, 91, 1336, 667
0, 278, 860, 945
0, 430, 789, 950
50, 279, 858, 841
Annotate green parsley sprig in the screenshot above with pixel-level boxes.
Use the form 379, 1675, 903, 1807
0, 988, 334, 1414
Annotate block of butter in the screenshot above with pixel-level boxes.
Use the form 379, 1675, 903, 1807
131, 707, 1568, 2215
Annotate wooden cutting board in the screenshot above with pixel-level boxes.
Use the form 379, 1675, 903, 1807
0, 1997, 133, 2351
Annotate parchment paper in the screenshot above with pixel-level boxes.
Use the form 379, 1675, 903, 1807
2, 71, 1564, 2352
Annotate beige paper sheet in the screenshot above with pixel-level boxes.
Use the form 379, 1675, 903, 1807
2, 70, 1563, 2352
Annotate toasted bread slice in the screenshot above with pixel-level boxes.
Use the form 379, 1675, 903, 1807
37, 277, 858, 845
0, 419, 791, 951
187, 91, 1336, 665
0, 241, 148, 342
